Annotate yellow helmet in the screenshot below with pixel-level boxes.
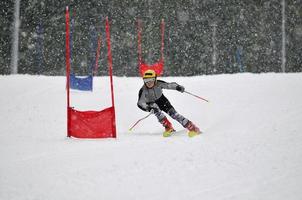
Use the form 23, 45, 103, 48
143, 69, 157, 79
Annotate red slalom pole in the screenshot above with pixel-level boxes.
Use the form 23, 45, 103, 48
185, 91, 209, 103
106, 17, 117, 138
93, 33, 101, 76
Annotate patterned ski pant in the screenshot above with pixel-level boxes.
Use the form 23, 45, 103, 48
152, 95, 189, 127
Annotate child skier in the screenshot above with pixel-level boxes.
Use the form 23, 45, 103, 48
137, 69, 201, 137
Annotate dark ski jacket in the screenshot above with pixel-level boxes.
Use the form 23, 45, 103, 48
137, 80, 180, 111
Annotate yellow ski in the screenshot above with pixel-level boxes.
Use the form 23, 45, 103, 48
188, 130, 202, 137
163, 129, 175, 137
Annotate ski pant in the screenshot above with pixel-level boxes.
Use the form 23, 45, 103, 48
150, 95, 189, 127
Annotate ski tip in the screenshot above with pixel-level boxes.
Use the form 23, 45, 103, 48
188, 131, 202, 137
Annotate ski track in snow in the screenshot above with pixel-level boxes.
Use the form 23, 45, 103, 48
0, 73, 302, 200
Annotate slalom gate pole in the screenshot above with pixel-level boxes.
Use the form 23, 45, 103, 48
65, 6, 71, 137
106, 17, 117, 138
184, 91, 209, 103
129, 112, 152, 131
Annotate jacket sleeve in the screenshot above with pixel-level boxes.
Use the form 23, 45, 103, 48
137, 88, 149, 111
157, 80, 180, 90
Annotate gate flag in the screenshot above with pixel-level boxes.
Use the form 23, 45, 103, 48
137, 19, 165, 76
66, 7, 116, 138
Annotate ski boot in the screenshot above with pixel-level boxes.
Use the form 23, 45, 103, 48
185, 121, 201, 137
161, 117, 175, 137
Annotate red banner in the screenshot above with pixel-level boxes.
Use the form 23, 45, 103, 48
137, 19, 165, 76
68, 107, 115, 138
139, 61, 164, 77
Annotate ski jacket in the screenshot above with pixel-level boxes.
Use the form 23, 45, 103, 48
137, 80, 180, 111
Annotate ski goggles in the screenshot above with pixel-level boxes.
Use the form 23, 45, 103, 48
143, 77, 156, 84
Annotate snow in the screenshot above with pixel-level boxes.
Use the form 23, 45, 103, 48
1, 73, 302, 200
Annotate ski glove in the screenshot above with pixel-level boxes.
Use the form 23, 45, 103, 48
176, 85, 185, 93
147, 103, 160, 113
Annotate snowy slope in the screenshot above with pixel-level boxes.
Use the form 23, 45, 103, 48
0, 73, 302, 200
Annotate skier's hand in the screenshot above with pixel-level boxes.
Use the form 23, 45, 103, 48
150, 109, 157, 114
148, 103, 160, 113
176, 85, 185, 93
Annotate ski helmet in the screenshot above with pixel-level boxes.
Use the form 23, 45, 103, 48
143, 69, 157, 79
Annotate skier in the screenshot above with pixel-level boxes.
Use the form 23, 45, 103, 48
137, 69, 201, 137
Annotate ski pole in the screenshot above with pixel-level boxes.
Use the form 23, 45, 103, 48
185, 91, 209, 102
129, 112, 152, 131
